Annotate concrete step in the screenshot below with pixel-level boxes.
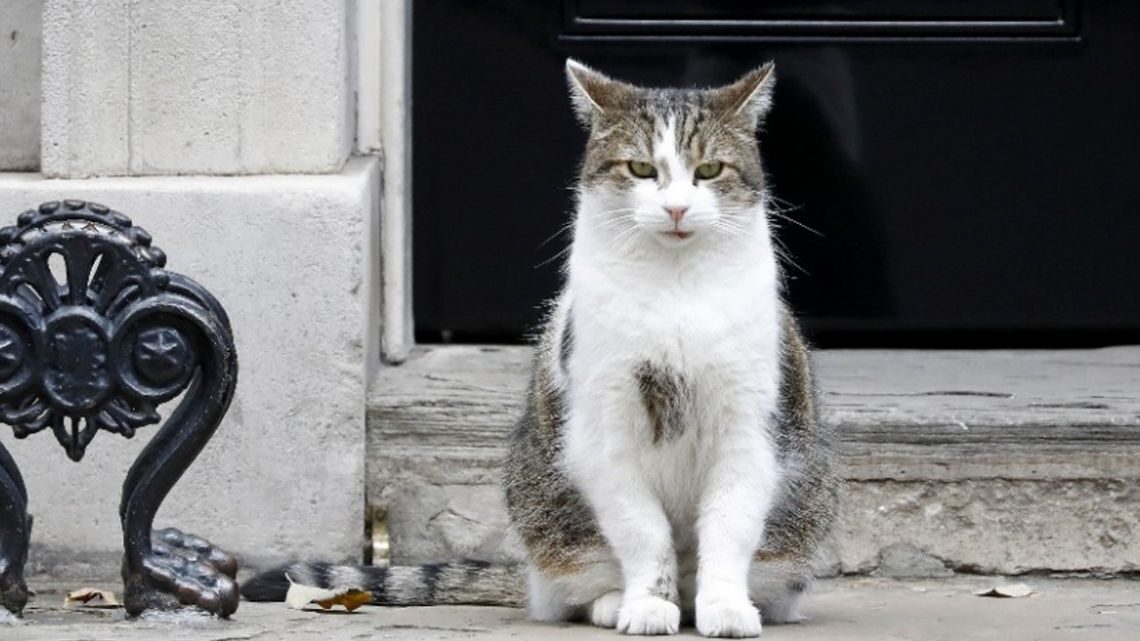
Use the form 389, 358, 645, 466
367, 346, 1140, 579
14, 577, 1140, 640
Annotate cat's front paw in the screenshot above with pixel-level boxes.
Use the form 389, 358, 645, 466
591, 590, 624, 628
696, 595, 762, 638
618, 595, 681, 635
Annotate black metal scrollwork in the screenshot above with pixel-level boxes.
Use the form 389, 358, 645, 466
0, 200, 239, 617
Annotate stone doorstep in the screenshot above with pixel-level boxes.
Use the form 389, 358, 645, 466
366, 345, 1140, 582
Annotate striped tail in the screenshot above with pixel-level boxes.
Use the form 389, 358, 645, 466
240, 561, 523, 606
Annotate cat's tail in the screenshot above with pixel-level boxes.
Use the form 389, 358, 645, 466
240, 560, 523, 606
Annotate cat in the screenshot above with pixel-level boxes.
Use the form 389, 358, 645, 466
500, 60, 839, 637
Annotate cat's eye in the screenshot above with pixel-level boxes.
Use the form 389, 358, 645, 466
628, 161, 657, 179
695, 161, 724, 180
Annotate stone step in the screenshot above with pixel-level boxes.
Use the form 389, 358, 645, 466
366, 345, 1140, 578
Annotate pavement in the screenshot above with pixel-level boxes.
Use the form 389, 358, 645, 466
4, 576, 1139, 641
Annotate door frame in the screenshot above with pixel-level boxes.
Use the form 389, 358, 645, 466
359, 0, 414, 364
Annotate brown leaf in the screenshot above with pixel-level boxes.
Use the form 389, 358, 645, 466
315, 590, 372, 612
283, 574, 371, 612
64, 588, 121, 608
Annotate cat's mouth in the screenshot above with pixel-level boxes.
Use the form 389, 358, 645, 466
663, 231, 694, 240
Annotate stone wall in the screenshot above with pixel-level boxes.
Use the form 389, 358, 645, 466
41, 0, 354, 178
0, 0, 42, 171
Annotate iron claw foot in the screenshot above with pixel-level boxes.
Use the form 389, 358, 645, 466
153, 528, 239, 580
123, 528, 239, 618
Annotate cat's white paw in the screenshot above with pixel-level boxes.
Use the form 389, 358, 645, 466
590, 590, 624, 628
696, 595, 762, 638
618, 595, 681, 635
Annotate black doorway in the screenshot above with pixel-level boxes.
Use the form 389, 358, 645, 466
412, 1, 1140, 348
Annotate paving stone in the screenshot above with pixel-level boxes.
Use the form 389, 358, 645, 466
6, 578, 1140, 640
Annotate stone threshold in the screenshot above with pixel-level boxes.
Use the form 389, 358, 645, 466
366, 346, 1140, 577
370, 345, 1140, 483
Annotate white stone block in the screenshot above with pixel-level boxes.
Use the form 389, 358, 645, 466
41, 0, 353, 178
0, 157, 379, 576
41, 0, 131, 178
0, 0, 43, 171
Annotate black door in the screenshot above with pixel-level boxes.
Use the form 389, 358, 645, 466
413, 1, 1140, 347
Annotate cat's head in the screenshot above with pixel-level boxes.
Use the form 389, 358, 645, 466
566, 60, 775, 250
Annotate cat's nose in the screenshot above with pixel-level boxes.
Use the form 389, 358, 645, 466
663, 206, 689, 223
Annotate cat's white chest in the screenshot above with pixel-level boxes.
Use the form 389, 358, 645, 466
564, 267, 783, 535
573, 262, 779, 376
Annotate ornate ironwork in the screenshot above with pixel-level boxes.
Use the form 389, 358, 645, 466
0, 200, 239, 617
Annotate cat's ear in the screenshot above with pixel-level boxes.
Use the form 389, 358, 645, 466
565, 59, 634, 126
712, 62, 776, 127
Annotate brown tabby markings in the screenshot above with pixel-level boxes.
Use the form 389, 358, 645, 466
754, 309, 840, 565
634, 361, 690, 445
578, 83, 769, 214
503, 329, 605, 576
651, 573, 679, 603
558, 313, 573, 374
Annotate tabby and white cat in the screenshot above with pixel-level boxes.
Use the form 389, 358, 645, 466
502, 60, 838, 637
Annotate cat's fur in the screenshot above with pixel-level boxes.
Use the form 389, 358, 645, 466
501, 60, 839, 637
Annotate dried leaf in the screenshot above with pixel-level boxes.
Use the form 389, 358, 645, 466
975, 583, 1034, 598
64, 588, 121, 608
284, 575, 371, 612
316, 590, 372, 612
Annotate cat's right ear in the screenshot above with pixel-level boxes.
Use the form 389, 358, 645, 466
565, 59, 632, 126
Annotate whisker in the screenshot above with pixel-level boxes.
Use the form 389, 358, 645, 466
768, 210, 822, 237
588, 206, 637, 219
767, 195, 803, 212
706, 202, 822, 238
772, 238, 809, 276
710, 218, 749, 240
597, 214, 636, 230
712, 219, 744, 234
613, 225, 641, 254
761, 195, 822, 237
535, 244, 573, 269
538, 220, 576, 248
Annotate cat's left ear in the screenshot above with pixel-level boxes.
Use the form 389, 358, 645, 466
712, 62, 776, 127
